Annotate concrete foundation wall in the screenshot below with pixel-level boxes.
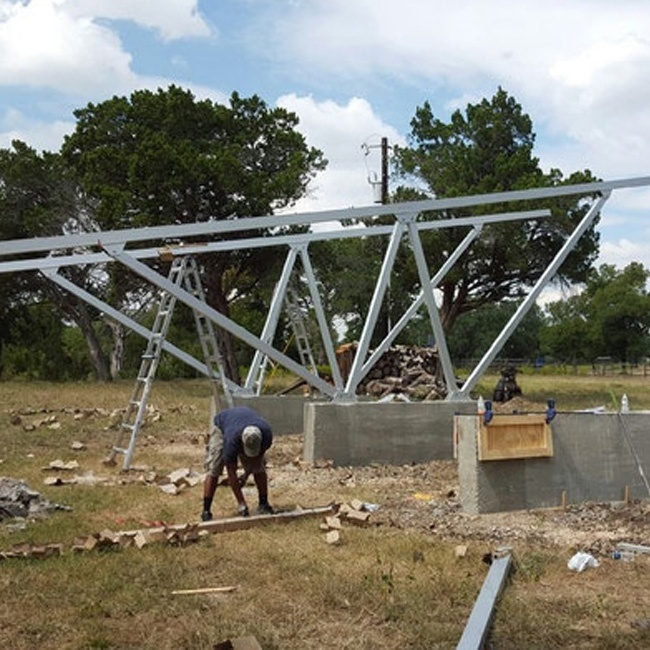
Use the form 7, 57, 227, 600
232, 395, 324, 435
304, 400, 476, 466
457, 412, 650, 514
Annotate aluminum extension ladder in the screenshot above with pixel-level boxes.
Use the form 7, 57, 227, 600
251, 288, 318, 395
104, 255, 231, 470
285, 288, 318, 373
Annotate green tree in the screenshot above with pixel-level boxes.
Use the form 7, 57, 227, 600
392, 87, 600, 332
539, 294, 592, 365
541, 262, 650, 364
0, 302, 81, 380
448, 300, 545, 361
585, 263, 650, 363
0, 141, 112, 380
61, 86, 326, 382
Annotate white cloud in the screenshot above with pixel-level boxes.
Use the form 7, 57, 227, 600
0, 0, 212, 97
277, 94, 405, 211
0, 0, 137, 94
1, 0, 648, 273
66, 0, 211, 41
599, 238, 650, 271
0, 106, 73, 151
256, 1, 650, 180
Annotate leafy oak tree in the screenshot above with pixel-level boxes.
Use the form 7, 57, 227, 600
61, 86, 326, 381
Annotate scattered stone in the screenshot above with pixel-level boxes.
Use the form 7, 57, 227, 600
324, 516, 342, 530
455, 544, 468, 558
325, 529, 341, 545
344, 510, 371, 525
42, 459, 79, 471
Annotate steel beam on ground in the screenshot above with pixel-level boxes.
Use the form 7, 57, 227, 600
457, 552, 513, 650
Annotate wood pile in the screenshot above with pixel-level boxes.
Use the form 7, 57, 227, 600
337, 343, 447, 401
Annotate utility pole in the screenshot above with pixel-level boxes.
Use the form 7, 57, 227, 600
380, 136, 389, 205
363, 136, 390, 204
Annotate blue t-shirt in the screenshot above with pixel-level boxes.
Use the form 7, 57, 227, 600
214, 406, 273, 465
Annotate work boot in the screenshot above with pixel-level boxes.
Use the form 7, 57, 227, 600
201, 510, 213, 522
257, 502, 274, 515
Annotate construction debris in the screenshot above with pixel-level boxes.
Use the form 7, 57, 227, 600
42, 459, 79, 471
320, 500, 374, 544
0, 542, 64, 560
615, 542, 650, 556
325, 529, 341, 545
1, 505, 336, 560
0, 477, 70, 520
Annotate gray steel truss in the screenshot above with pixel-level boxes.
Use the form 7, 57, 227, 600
1, 176, 649, 402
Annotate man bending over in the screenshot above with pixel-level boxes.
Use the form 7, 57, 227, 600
202, 405, 274, 521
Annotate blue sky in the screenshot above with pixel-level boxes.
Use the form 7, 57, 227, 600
1, 0, 650, 282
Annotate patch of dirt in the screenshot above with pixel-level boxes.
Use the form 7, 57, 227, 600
266, 433, 650, 556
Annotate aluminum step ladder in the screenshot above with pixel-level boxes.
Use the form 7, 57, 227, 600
105, 256, 231, 470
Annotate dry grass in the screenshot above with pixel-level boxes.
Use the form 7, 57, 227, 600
1, 377, 650, 649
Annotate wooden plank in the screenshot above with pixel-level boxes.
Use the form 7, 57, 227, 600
119, 504, 336, 538
171, 586, 237, 595
478, 415, 553, 461
456, 553, 512, 650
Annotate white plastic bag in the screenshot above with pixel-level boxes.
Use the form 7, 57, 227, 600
568, 552, 600, 572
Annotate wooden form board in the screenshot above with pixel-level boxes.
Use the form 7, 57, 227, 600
478, 414, 553, 461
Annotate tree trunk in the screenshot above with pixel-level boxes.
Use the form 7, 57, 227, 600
107, 319, 124, 379
75, 305, 111, 382
204, 266, 241, 385
48, 285, 112, 382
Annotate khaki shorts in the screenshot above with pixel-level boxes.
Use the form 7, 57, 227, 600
204, 427, 266, 477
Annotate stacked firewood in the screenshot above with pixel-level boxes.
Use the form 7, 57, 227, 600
337, 343, 447, 401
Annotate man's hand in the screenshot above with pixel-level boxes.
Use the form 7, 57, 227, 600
237, 502, 249, 517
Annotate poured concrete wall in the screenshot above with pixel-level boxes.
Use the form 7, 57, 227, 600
304, 400, 476, 466
231, 395, 324, 435
457, 412, 650, 514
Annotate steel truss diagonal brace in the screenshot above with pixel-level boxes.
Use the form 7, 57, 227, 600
244, 244, 342, 395
101, 244, 337, 398
343, 220, 407, 399
40, 266, 239, 390
244, 247, 299, 392
298, 245, 344, 389
460, 191, 612, 397
404, 213, 458, 396
359, 225, 481, 392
